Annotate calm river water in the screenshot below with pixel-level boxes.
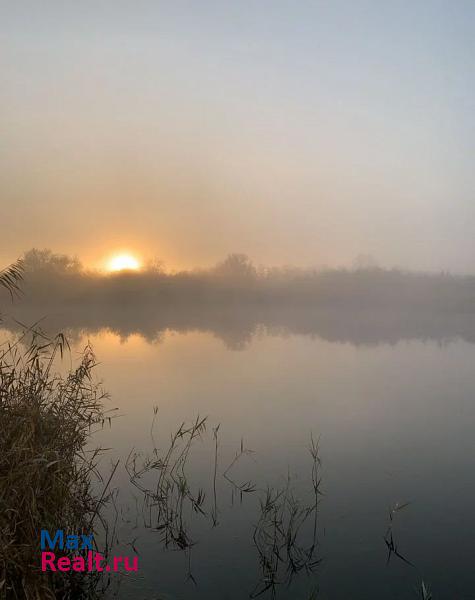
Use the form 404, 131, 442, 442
5, 309, 475, 599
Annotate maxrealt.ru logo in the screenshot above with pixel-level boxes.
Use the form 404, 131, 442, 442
40, 530, 138, 573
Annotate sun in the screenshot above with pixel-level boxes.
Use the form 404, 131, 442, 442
107, 253, 141, 272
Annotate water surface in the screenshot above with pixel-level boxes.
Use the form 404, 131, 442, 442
4, 308, 475, 599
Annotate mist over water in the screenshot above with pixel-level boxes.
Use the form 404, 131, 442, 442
3, 249, 475, 348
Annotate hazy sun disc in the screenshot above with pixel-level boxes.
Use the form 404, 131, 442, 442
108, 253, 141, 272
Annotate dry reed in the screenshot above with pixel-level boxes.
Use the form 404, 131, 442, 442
0, 332, 110, 599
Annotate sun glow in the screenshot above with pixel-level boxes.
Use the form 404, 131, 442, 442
107, 253, 141, 272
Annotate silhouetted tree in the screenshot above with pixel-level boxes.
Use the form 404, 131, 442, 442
213, 253, 257, 281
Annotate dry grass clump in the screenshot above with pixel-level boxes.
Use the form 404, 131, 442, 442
0, 333, 108, 599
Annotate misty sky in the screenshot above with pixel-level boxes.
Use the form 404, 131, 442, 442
1, 1, 474, 272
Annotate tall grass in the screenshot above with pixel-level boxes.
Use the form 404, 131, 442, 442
0, 332, 109, 599
0, 259, 24, 300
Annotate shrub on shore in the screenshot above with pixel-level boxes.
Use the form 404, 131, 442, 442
0, 333, 107, 599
